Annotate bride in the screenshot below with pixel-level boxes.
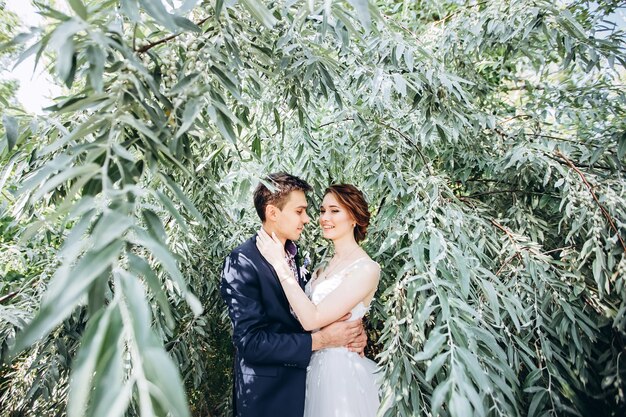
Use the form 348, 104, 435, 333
257, 184, 381, 417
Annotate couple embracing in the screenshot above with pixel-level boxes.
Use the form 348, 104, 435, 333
220, 173, 382, 417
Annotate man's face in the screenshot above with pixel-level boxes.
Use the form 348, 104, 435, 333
273, 190, 310, 241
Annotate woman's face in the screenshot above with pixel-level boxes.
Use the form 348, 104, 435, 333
319, 193, 354, 241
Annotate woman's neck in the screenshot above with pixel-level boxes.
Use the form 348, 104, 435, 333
332, 234, 360, 258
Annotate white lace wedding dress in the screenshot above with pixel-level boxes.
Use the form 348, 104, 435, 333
304, 258, 381, 417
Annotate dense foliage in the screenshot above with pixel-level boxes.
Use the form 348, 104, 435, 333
1, 0, 625, 416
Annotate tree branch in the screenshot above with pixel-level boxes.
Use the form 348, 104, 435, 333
0, 291, 19, 304
433, 1, 489, 25
500, 115, 533, 123
135, 17, 210, 54
376, 195, 387, 217
316, 117, 431, 172
490, 219, 518, 245
556, 150, 626, 253
373, 119, 431, 171
465, 189, 560, 199
496, 252, 522, 275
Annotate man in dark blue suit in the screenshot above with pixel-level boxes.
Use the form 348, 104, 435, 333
221, 173, 366, 417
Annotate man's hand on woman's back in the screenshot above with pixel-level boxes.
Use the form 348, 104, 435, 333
311, 313, 367, 356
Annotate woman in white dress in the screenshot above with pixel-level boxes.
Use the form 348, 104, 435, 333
256, 184, 381, 417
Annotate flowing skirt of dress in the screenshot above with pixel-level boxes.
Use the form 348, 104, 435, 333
304, 346, 380, 417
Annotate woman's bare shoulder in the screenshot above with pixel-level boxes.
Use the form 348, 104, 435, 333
351, 256, 381, 276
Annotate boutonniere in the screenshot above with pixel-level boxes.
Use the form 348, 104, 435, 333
299, 252, 312, 283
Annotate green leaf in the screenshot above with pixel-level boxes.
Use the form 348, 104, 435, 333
133, 229, 183, 287
49, 19, 83, 84
31, 163, 100, 202
454, 248, 470, 298
429, 232, 446, 265
239, 0, 278, 28
527, 390, 547, 417
91, 211, 134, 251
119, 273, 190, 417
431, 379, 452, 416
481, 280, 501, 325
120, 0, 140, 22
392, 73, 406, 96
346, 0, 371, 31
91, 383, 131, 417
617, 131, 626, 160
143, 347, 192, 417
89, 307, 127, 417
414, 329, 446, 361
142, 209, 167, 243
68, 308, 111, 417
13, 241, 122, 353
133, 229, 203, 316
175, 97, 202, 140
215, 108, 238, 144
2, 114, 18, 152
128, 253, 174, 329
172, 16, 201, 33
426, 352, 449, 382
138, 0, 178, 31
40, 114, 108, 154
171, 72, 200, 93
68, 0, 88, 20
159, 173, 206, 226
450, 391, 472, 416
87, 46, 105, 92
592, 248, 605, 292
457, 347, 490, 389
155, 189, 190, 235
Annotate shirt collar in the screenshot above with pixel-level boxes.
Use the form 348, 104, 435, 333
285, 240, 298, 257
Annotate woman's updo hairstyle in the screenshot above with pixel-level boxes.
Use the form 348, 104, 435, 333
324, 184, 371, 243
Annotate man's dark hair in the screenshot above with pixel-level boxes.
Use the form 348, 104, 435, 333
253, 173, 312, 222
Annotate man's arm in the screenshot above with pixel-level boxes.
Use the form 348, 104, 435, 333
221, 252, 312, 368
311, 314, 368, 354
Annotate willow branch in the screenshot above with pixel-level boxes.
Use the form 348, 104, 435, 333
317, 117, 354, 129
316, 117, 431, 172
490, 219, 518, 246
466, 189, 560, 199
556, 150, 626, 253
0, 291, 19, 304
371, 120, 431, 172
136, 17, 210, 54
500, 115, 533, 123
496, 253, 522, 275
433, 1, 488, 25
376, 196, 387, 217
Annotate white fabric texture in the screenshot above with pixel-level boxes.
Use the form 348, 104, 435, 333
304, 258, 381, 417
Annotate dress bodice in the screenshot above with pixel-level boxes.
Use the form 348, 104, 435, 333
303, 258, 383, 417
305, 258, 376, 322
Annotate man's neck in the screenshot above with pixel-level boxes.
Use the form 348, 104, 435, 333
261, 224, 287, 247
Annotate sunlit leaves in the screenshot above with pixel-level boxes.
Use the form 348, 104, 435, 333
1, 1, 625, 417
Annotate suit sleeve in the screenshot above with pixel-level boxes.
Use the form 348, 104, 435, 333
220, 251, 312, 368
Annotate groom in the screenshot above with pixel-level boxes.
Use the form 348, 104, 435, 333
221, 173, 367, 417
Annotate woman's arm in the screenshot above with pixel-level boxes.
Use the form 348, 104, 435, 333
220, 250, 312, 367
256, 230, 380, 331
280, 263, 379, 330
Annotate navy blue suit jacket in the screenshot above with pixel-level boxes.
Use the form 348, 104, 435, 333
221, 234, 312, 417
